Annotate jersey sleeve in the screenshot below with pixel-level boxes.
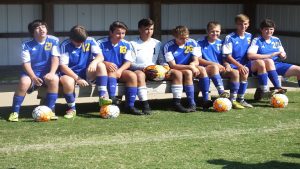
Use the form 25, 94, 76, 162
21, 43, 30, 63
51, 38, 60, 57
152, 41, 162, 64
193, 46, 202, 58
124, 44, 134, 62
247, 38, 259, 54
90, 38, 103, 55
59, 53, 69, 65
222, 36, 233, 55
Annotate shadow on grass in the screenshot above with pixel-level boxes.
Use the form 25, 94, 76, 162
207, 159, 300, 169
282, 153, 300, 158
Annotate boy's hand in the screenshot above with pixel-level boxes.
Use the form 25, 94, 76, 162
31, 76, 43, 86
87, 61, 97, 72
105, 62, 118, 72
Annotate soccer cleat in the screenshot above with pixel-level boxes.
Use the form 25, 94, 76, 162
50, 112, 59, 120
99, 97, 112, 107
64, 109, 76, 119
274, 88, 287, 94
254, 88, 274, 100
232, 100, 245, 109
219, 92, 230, 99
142, 101, 152, 115
202, 100, 213, 111
125, 107, 143, 115
187, 105, 197, 112
173, 103, 190, 113
8, 112, 19, 122
238, 100, 253, 108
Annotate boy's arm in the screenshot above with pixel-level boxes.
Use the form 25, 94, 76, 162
23, 62, 43, 86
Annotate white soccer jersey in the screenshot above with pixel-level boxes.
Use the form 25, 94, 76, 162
130, 37, 161, 70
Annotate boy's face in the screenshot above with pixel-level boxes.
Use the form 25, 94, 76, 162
208, 25, 221, 41
236, 20, 249, 33
175, 34, 189, 46
71, 40, 83, 48
33, 25, 47, 39
139, 25, 154, 40
261, 27, 274, 39
110, 28, 126, 43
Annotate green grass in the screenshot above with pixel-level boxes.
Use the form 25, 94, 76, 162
0, 92, 299, 169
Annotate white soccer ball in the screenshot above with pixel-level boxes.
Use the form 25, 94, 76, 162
32, 105, 52, 122
100, 105, 120, 119
270, 94, 288, 108
213, 98, 232, 112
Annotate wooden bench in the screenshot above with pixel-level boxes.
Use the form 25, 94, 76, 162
37, 76, 281, 103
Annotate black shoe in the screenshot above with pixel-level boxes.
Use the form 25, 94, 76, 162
254, 88, 262, 101
125, 107, 143, 115
202, 100, 213, 111
187, 105, 197, 112
110, 96, 121, 105
173, 103, 190, 113
142, 101, 152, 115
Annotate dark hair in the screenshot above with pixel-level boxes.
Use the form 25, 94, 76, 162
138, 18, 154, 28
28, 19, 48, 36
69, 25, 88, 42
172, 25, 189, 37
109, 21, 128, 33
260, 18, 276, 29
206, 21, 221, 32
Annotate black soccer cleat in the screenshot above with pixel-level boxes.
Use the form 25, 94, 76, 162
125, 106, 144, 115
173, 103, 190, 113
142, 101, 152, 115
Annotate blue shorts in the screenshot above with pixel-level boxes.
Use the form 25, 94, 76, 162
21, 71, 48, 94
275, 62, 293, 76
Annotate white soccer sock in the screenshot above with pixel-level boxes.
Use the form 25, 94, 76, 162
138, 86, 148, 101
171, 85, 183, 99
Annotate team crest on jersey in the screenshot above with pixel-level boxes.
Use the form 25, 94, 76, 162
44, 42, 52, 51
120, 46, 127, 54
184, 45, 193, 53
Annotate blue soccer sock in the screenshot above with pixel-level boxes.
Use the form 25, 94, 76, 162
184, 85, 196, 106
108, 77, 117, 98
46, 93, 58, 111
268, 70, 280, 88
198, 77, 210, 101
211, 74, 224, 94
64, 93, 76, 110
125, 87, 137, 108
230, 82, 239, 101
12, 95, 25, 113
237, 81, 247, 100
257, 73, 268, 92
96, 76, 108, 97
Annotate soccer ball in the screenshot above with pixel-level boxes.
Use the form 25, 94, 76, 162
144, 65, 168, 81
270, 94, 288, 108
100, 105, 120, 119
213, 98, 232, 112
32, 105, 52, 122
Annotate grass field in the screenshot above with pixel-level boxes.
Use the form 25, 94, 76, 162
0, 92, 299, 169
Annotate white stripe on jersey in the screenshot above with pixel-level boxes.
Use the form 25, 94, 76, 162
247, 37, 259, 54
59, 53, 70, 65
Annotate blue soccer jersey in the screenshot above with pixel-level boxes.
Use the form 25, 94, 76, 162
223, 32, 252, 65
59, 37, 102, 78
21, 35, 60, 75
97, 37, 134, 68
247, 35, 285, 62
163, 38, 201, 65
198, 37, 224, 64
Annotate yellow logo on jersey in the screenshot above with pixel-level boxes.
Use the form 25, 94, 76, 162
83, 43, 90, 52
120, 46, 127, 54
44, 42, 52, 51
184, 45, 193, 53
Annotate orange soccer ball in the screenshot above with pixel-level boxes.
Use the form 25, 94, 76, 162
213, 98, 232, 112
270, 94, 288, 108
144, 65, 168, 81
